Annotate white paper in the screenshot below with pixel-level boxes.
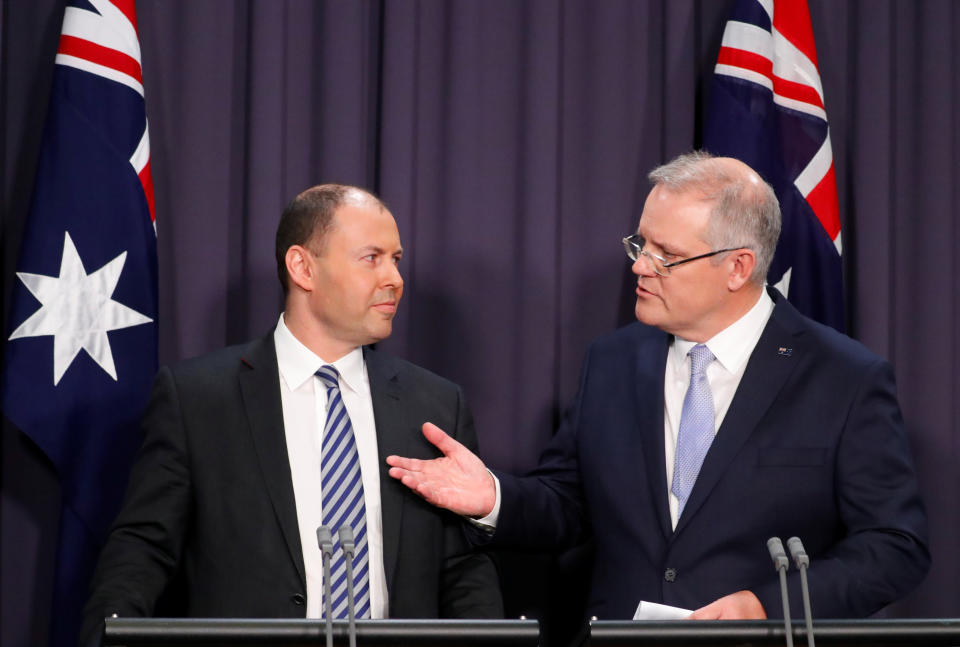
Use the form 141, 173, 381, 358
633, 600, 692, 620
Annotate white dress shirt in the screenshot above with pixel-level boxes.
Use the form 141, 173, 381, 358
274, 314, 389, 619
664, 290, 773, 529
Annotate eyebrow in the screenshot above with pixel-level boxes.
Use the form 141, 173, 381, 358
638, 227, 690, 257
356, 245, 403, 255
638, 230, 671, 253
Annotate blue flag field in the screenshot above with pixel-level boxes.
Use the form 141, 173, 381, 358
704, 0, 844, 330
2, 1, 157, 644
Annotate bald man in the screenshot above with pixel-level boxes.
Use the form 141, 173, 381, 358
81, 185, 502, 646
387, 152, 929, 622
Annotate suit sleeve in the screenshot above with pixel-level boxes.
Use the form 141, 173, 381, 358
752, 358, 930, 618
439, 386, 505, 618
79, 367, 193, 645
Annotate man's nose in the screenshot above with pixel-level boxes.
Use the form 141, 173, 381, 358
383, 261, 403, 288
632, 252, 657, 277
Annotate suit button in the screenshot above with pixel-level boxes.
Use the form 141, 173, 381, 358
291, 593, 306, 605
664, 568, 677, 582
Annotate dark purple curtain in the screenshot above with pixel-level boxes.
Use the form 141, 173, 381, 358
3, 2, 958, 645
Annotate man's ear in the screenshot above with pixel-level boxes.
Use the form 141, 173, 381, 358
286, 245, 315, 292
727, 248, 757, 292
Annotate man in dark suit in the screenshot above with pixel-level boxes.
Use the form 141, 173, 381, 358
81, 185, 502, 645
387, 152, 929, 621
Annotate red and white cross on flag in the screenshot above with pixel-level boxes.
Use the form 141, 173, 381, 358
705, 0, 844, 330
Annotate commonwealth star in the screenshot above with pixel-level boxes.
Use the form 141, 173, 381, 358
9, 232, 153, 385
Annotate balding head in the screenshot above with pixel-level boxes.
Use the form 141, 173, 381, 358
648, 152, 781, 285
275, 184, 387, 293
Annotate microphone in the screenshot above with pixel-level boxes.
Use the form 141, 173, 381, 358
317, 526, 334, 647
787, 537, 815, 647
339, 526, 359, 647
767, 537, 794, 647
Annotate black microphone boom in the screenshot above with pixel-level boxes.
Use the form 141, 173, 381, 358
317, 526, 335, 647
767, 537, 794, 647
787, 536, 815, 647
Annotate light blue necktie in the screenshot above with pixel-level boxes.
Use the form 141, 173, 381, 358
671, 344, 716, 518
317, 365, 371, 619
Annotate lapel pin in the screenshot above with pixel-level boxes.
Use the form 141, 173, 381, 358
777, 347, 793, 357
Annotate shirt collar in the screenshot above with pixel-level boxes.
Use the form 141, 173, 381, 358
273, 314, 367, 394
671, 289, 774, 374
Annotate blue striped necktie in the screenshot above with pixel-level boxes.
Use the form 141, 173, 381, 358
316, 365, 371, 619
671, 344, 716, 519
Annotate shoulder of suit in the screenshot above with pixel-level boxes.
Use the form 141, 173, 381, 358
770, 297, 887, 371
588, 320, 666, 355
364, 346, 462, 393
162, 335, 272, 381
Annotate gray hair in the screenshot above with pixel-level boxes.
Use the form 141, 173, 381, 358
647, 151, 781, 285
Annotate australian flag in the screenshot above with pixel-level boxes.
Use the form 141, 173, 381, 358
1, 1, 157, 645
704, 0, 843, 330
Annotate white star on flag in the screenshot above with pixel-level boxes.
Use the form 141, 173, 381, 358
8, 231, 153, 385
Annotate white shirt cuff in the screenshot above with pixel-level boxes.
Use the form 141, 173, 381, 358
466, 470, 501, 531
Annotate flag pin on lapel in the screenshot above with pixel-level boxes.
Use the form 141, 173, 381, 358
777, 347, 793, 357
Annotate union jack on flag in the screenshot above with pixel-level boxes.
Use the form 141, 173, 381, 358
2, 1, 157, 645
704, 0, 843, 330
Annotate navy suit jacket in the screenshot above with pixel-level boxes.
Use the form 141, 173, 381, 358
493, 289, 929, 619
81, 335, 502, 645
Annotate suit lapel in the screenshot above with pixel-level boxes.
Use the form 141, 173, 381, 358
363, 347, 407, 592
674, 291, 805, 535
238, 335, 306, 585
634, 330, 673, 540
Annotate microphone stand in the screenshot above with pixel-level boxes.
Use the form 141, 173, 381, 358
767, 537, 794, 647
317, 526, 334, 647
339, 526, 359, 647
787, 536, 815, 647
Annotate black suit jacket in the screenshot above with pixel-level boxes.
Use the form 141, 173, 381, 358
492, 289, 929, 619
81, 335, 502, 644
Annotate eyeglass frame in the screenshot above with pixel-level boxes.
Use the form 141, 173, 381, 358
621, 233, 747, 277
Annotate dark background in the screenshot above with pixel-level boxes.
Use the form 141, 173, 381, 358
2, 2, 958, 646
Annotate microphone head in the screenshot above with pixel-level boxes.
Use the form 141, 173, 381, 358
767, 536, 789, 571
339, 525, 356, 552
786, 536, 810, 567
317, 525, 333, 556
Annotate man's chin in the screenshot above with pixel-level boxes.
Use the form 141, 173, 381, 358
364, 321, 394, 344
634, 301, 660, 326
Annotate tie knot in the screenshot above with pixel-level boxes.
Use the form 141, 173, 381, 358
315, 365, 340, 390
688, 344, 714, 376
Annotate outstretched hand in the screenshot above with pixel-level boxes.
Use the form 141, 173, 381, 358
386, 422, 497, 518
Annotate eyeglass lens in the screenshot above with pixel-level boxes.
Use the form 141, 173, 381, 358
623, 235, 668, 276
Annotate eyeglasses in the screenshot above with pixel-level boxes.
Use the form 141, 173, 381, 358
621, 234, 745, 277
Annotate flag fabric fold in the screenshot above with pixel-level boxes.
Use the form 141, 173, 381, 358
2, 1, 157, 644
704, 0, 844, 330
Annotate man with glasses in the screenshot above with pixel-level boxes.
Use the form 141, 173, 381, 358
387, 151, 929, 622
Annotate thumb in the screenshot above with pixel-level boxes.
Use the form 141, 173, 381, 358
421, 422, 463, 457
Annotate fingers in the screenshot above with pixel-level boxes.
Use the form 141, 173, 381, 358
382, 422, 492, 517
386, 466, 430, 497
388, 467, 454, 511
687, 605, 718, 620
386, 465, 426, 491
386, 465, 413, 481
398, 472, 428, 496
385, 455, 424, 471
385, 423, 472, 465
688, 591, 765, 620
